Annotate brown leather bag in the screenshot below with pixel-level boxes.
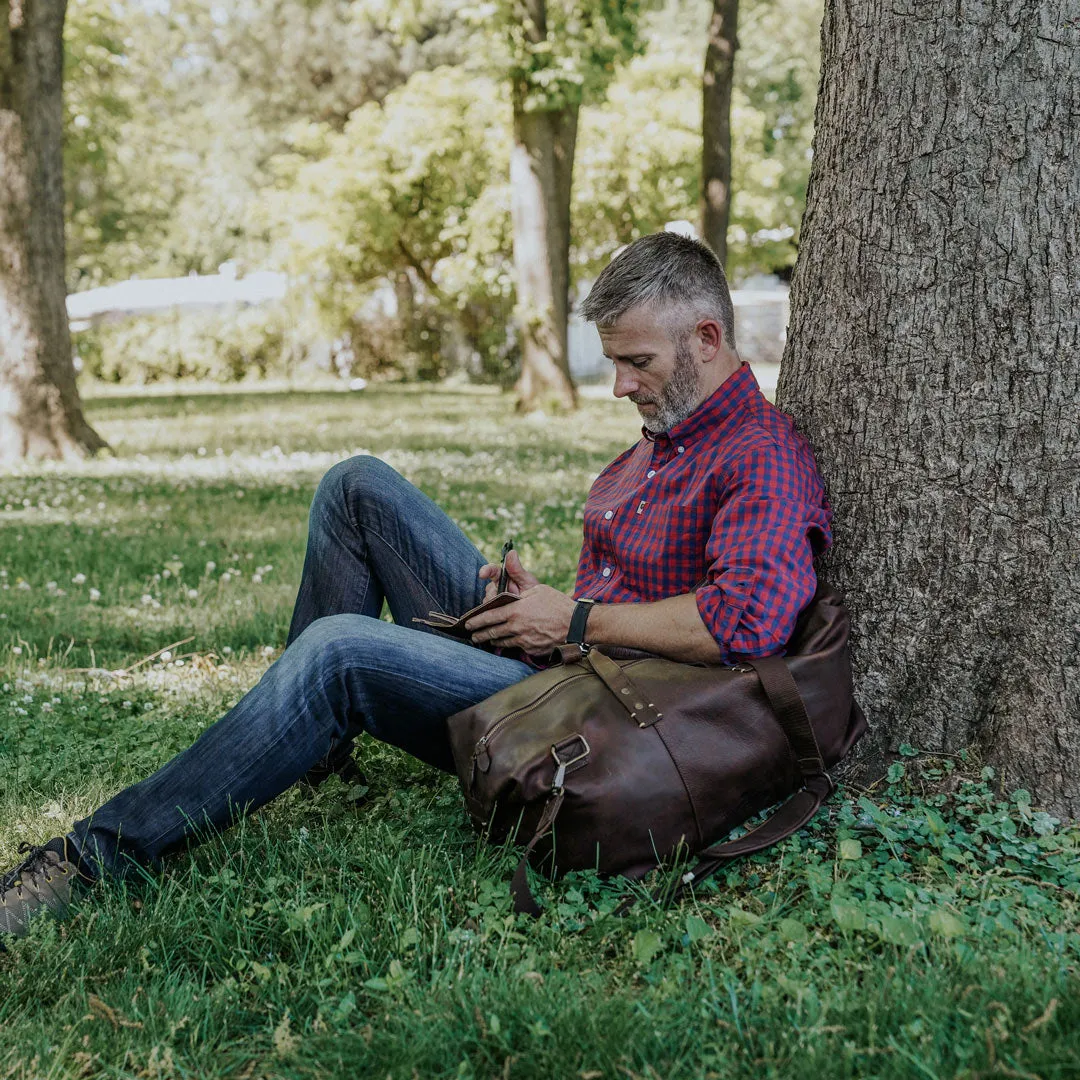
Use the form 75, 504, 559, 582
446, 585, 867, 914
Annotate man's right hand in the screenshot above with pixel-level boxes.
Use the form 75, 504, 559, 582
478, 549, 541, 600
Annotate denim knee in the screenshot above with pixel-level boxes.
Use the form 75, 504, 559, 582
284, 613, 375, 676
314, 455, 398, 524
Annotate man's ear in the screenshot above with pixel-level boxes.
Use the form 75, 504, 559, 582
695, 319, 724, 361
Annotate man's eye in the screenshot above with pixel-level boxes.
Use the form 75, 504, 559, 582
631, 358, 651, 369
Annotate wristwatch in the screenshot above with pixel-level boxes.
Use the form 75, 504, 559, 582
567, 598, 596, 646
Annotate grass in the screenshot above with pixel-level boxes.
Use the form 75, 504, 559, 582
1, 382, 1078, 1080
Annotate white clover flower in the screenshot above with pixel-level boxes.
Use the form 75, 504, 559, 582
261, 645, 274, 657
40, 702, 52, 711
162, 569, 171, 578
72, 573, 86, 585
222, 646, 232, 655
89, 588, 101, 601
160, 651, 172, 661
141, 594, 154, 606
16, 581, 30, 591
187, 589, 199, 599
205, 561, 216, 573
46, 581, 58, 591
251, 574, 262, 584
11, 646, 22, 655
143, 702, 154, 711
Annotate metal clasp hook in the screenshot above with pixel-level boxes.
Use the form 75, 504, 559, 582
550, 735, 591, 793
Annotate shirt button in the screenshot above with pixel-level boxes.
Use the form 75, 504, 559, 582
676, 445, 685, 454
602, 567, 612, 578
647, 470, 656, 478
604, 510, 613, 520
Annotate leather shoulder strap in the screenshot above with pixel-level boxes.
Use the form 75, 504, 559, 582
631, 655, 834, 910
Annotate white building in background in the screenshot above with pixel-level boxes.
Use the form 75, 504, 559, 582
66, 262, 288, 331
68, 236, 789, 389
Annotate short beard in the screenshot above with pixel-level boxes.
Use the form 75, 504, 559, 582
635, 338, 702, 433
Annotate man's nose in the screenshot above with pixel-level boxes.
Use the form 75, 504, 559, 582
612, 367, 638, 399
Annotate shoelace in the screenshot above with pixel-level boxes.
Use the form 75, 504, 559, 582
0, 843, 64, 895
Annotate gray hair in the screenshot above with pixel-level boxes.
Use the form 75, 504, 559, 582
580, 232, 737, 350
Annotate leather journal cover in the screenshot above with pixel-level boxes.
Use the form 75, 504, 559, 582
412, 592, 520, 639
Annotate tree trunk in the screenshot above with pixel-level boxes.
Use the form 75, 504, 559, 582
0, 0, 105, 462
777, 1, 1080, 816
508, 0, 577, 413
701, 0, 738, 266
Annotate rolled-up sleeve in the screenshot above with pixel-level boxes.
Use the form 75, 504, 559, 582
695, 437, 831, 660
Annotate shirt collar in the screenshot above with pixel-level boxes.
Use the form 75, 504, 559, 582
642, 362, 760, 446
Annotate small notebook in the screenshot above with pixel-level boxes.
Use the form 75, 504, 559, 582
412, 592, 520, 640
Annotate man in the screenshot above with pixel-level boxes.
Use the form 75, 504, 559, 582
0, 232, 830, 939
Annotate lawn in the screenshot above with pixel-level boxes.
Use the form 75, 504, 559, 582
1, 383, 1077, 1079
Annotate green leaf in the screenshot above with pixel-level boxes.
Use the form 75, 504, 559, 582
779, 917, 808, 943
898, 743, 919, 757
728, 906, 762, 928
877, 915, 920, 947
838, 839, 863, 861
632, 929, 663, 965
830, 901, 867, 932
886, 762, 906, 783
685, 915, 713, 944
928, 909, 967, 938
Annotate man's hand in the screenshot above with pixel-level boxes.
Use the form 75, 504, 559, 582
477, 549, 539, 600
472, 550, 574, 653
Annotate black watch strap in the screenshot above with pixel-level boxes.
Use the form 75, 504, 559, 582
567, 599, 596, 645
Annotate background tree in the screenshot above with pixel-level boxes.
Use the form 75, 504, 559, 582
0, 0, 104, 461
497, 0, 642, 411
778, 1, 1080, 815
701, 0, 738, 265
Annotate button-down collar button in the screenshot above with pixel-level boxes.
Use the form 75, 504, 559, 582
676, 445, 685, 454
604, 510, 613, 520
646, 469, 656, 478
602, 566, 612, 578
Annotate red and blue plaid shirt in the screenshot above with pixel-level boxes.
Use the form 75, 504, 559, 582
574, 363, 831, 661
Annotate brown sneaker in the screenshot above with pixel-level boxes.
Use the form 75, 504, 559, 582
0, 838, 90, 941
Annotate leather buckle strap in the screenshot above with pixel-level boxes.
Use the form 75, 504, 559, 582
585, 650, 664, 727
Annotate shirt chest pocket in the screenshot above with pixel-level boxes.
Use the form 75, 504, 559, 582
618, 501, 713, 594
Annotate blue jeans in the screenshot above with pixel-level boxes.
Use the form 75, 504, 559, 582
70, 456, 535, 878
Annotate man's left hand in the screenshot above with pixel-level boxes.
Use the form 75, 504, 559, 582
466, 584, 576, 654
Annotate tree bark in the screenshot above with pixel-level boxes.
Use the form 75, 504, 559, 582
509, 0, 577, 413
777, 1, 1080, 816
701, 0, 738, 267
0, 0, 105, 462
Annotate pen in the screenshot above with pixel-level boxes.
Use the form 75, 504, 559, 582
497, 538, 514, 593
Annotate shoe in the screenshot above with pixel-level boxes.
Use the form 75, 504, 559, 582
302, 739, 369, 793
0, 837, 92, 941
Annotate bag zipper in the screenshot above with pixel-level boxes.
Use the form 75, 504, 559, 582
468, 659, 653, 786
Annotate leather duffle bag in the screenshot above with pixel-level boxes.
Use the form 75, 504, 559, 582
446, 584, 867, 914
